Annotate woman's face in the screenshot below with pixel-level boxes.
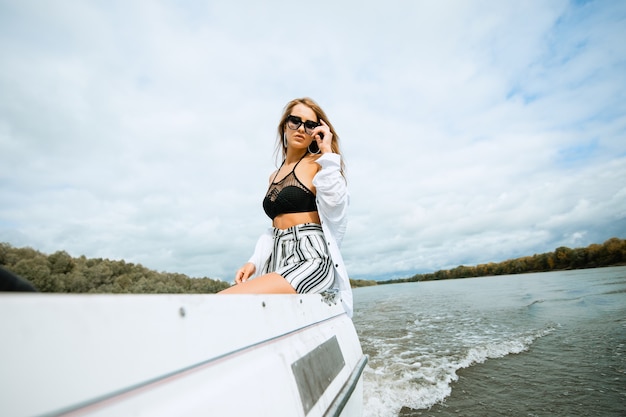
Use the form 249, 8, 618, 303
285, 103, 317, 150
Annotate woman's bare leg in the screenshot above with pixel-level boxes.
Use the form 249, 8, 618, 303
218, 272, 297, 294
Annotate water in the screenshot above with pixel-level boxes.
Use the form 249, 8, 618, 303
352, 266, 626, 417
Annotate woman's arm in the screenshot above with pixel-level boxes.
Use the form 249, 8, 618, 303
245, 228, 273, 279
313, 153, 348, 218
313, 152, 353, 316
237, 170, 279, 282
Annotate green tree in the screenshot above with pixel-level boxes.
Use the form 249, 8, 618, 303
48, 250, 75, 274
13, 257, 55, 291
554, 246, 573, 269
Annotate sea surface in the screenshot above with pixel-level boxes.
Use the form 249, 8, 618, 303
351, 266, 626, 417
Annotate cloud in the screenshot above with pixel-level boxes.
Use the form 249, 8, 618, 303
1, 0, 625, 282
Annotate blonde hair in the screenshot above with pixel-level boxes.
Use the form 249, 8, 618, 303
275, 97, 345, 175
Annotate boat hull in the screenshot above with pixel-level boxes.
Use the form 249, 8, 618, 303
0, 293, 366, 417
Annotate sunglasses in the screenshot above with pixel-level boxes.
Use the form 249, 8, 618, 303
286, 115, 319, 135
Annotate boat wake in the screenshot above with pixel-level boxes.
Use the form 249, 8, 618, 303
360, 325, 555, 417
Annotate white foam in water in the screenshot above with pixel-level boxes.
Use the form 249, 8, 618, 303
361, 327, 555, 417
355, 269, 626, 416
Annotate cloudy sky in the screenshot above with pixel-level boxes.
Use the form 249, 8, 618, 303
1, 0, 625, 282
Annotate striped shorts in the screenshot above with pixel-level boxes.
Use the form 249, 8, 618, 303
262, 223, 335, 294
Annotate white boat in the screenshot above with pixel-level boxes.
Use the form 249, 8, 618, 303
0, 293, 367, 417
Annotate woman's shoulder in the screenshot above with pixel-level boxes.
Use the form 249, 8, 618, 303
309, 152, 344, 167
305, 154, 323, 171
268, 169, 278, 183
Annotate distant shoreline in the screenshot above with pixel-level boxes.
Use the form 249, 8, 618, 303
351, 237, 626, 287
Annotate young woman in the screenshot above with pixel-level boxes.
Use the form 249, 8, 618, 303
219, 97, 353, 317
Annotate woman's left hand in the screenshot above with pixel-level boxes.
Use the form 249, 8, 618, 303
314, 119, 333, 154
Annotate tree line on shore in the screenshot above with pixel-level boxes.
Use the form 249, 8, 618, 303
1, 237, 625, 293
376, 237, 626, 285
0, 243, 229, 293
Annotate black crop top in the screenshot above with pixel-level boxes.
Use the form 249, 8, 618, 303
263, 156, 317, 220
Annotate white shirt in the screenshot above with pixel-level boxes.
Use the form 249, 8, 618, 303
246, 153, 353, 317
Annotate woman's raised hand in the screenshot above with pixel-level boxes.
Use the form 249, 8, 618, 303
314, 119, 333, 154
